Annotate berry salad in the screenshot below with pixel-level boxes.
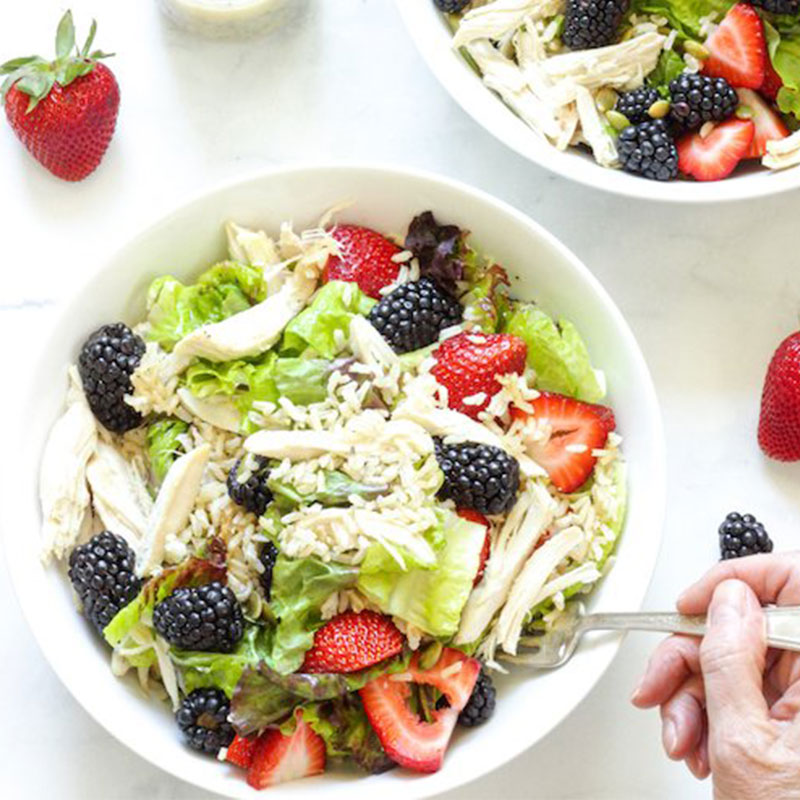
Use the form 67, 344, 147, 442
440, 0, 800, 181
40, 210, 625, 788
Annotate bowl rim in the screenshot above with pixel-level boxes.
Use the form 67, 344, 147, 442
2, 162, 667, 799
394, 0, 800, 204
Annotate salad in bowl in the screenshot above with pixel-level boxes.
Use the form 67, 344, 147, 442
39, 206, 625, 789
433, 0, 800, 182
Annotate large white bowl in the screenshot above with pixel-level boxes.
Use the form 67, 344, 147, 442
396, 0, 800, 203
3, 165, 665, 799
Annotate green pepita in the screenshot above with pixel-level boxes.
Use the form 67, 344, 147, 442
606, 110, 631, 131
684, 40, 710, 60
648, 99, 671, 119
418, 641, 443, 671
596, 88, 618, 112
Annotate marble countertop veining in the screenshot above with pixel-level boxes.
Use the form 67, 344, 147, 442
3, 1, 800, 799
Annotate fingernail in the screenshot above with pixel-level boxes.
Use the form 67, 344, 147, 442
709, 580, 748, 626
663, 718, 678, 756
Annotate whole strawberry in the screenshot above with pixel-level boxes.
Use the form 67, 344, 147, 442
759, 331, 800, 461
323, 224, 401, 299
1, 11, 119, 181
431, 331, 527, 419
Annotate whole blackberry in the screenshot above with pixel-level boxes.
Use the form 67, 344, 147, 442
615, 87, 662, 125
78, 323, 145, 433
434, 0, 471, 12
458, 670, 496, 728
176, 688, 235, 755
749, 0, 799, 12
368, 277, 463, 354
669, 74, 738, 132
68, 531, 141, 634
562, 0, 629, 50
153, 582, 244, 652
435, 439, 520, 515
719, 512, 773, 560
617, 120, 678, 181
259, 541, 279, 601
227, 454, 272, 517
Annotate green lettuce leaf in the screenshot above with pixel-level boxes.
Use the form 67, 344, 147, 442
103, 557, 226, 667
146, 418, 189, 487
357, 510, 485, 638
268, 471, 389, 510
231, 653, 409, 736
772, 25, 800, 121
502, 304, 604, 402
460, 261, 511, 333
646, 49, 687, 93
280, 281, 375, 359
629, 0, 734, 39
145, 261, 266, 350
268, 556, 358, 674
170, 624, 273, 698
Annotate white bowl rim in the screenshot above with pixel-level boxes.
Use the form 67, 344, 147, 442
394, 0, 800, 204
2, 162, 667, 799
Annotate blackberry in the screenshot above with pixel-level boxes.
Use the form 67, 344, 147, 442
78, 323, 145, 433
435, 439, 520, 515
615, 87, 662, 125
259, 541, 279, 601
68, 531, 141, 634
153, 582, 244, 652
368, 277, 463, 354
458, 671, 496, 728
617, 120, 678, 181
176, 688, 235, 755
434, 0, 471, 12
669, 74, 738, 132
562, 0, 629, 50
227, 454, 272, 517
749, 0, 799, 13
719, 512, 773, 560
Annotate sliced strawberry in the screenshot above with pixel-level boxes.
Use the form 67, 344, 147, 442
323, 224, 401, 299
457, 509, 491, 586
224, 733, 257, 769
703, 4, 766, 89
301, 610, 404, 674
676, 118, 755, 181
511, 392, 616, 493
246, 710, 326, 789
736, 88, 789, 158
760, 58, 783, 102
431, 331, 527, 419
359, 648, 480, 773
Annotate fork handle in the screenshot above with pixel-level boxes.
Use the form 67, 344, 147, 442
582, 607, 800, 652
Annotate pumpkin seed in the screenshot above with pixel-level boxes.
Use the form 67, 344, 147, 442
418, 641, 443, 671
648, 99, 671, 119
596, 88, 618, 112
684, 40, 710, 60
607, 110, 631, 131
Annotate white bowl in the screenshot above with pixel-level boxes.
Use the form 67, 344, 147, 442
3, 164, 665, 799
396, 0, 800, 203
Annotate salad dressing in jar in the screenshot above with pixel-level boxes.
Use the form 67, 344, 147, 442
157, 0, 292, 37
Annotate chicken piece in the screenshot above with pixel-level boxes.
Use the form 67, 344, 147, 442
40, 367, 97, 562
453, 0, 565, 48
177, 388, 241, 433
575, 85, 618, 168
763, 129, 800, 170
348, 315, 400, 372
244, 429, 350, 460
136, 444, 210, 576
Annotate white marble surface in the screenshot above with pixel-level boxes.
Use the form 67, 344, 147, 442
2, 1, 800, 798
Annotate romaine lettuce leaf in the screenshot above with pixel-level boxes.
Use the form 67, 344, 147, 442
460, 260, 511, 333
145, 261, 267, 350
268, 556, 358, 674
357, 510, 485, 638
502, 304, 604, 402
646, 49, 687, 93
772, 27, 800, 121
281, 281, 375, 359
146, 418, 189, 487
629, 0, 734, 39
268, 471, 389, 510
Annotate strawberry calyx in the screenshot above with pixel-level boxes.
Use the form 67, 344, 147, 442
0, 10, 113, 110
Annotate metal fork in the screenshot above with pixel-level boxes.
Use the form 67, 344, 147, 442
503, 603, 800, 668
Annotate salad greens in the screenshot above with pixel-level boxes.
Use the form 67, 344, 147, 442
268, 470, 389, 510
146, 418, 189, 486
145, 261, 267, 350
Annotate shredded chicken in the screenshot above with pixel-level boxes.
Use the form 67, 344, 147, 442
763, 129, 800, 170
574, 85, 618, 168
453, 0, 565, 48
348, 315, 401, 372
245, 429, 350, 460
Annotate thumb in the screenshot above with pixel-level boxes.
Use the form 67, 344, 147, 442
700, 579, 769, 735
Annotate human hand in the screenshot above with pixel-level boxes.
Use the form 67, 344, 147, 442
632, 554, 800, 800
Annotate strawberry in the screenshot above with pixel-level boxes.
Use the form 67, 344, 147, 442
760, 58, 783, 102
301, 610, 404, 674
359, 648, 480, 773
224, 734, 257, 769
323, 224, 401, 299
457, 509, 491, 586
1, 12, 119, 181
758, 332, 800, 461
246, 710, 326, 789
676, 118, 755, 181
511, 391, 616, 493
431, 331, 527, 419
703, 4, 766, 90
736, 88, 789, 158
